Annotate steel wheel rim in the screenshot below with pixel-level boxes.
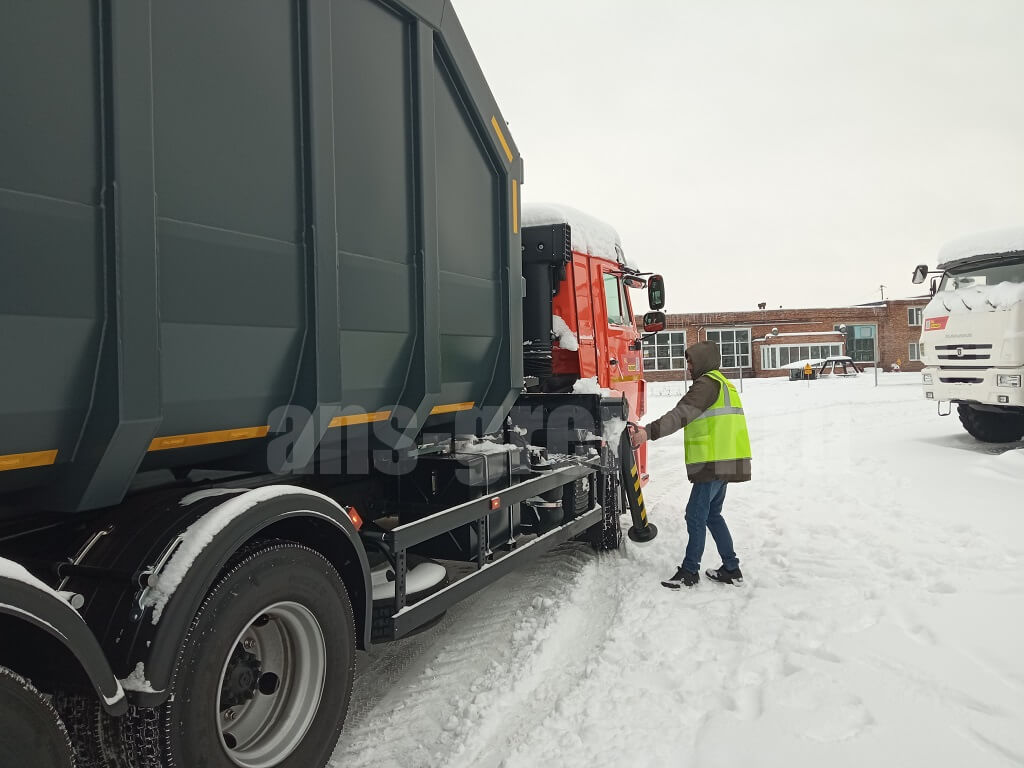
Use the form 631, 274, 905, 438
216, 601, 327, 768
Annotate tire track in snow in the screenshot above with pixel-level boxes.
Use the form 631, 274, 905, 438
442, 555, 623, 768
330, 545, 604, 768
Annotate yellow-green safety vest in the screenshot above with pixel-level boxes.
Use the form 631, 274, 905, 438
684, 370, 752, 471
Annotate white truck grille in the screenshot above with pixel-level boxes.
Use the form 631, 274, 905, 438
935, 343, 993, 362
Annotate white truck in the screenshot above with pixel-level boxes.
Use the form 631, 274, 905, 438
913, 228, 1024, 443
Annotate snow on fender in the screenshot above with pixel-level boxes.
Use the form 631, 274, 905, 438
120, 484, 373, 709
0, 557, 127, 712
141, 485, 356, 625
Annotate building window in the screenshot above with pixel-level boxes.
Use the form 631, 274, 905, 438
908, 342, 921, 362
908, 307, 923, 326
835, 324, 877, 362
761, 343, 845, 370
643, 331, 686, 371
706, 328, 751, 369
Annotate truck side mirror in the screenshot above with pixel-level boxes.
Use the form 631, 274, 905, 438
912, 264, 929, 285
647, 275, 665, 310
622, 275, 646, 290
643, 311, 666, 333
930, 276, 938, 296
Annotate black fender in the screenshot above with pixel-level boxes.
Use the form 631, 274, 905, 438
74, 485, 372, 709
0, 561, 128, 715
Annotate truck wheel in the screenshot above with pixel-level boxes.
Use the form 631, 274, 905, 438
957, 404, 1024, 443
0, 666, 75, 768
109, 542, 356, 768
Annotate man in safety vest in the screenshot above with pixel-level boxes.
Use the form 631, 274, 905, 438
630, 340, 752, 589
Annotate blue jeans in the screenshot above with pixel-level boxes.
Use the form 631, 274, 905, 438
682, 480, 739, 573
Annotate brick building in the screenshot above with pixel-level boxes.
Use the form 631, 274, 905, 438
642, 297, 931, 381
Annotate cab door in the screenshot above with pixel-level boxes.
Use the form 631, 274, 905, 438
590, 263, 649, 473
593, 264, 638, 409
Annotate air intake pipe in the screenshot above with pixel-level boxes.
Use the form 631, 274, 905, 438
521, 224, 572, 379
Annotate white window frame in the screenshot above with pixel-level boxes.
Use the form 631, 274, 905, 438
908, 307, 923, 326
760, 343, 845, 370
706, 327, 752, 369
908, 342, 921, 362
642, 330, 687, 371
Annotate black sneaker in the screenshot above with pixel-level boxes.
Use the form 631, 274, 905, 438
705, 566, 743, 585
661, 566, 699, 589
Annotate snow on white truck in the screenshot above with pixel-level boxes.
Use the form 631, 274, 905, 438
913, 227, 1024, 442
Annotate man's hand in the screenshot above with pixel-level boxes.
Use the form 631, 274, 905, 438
629, 425, 648, 449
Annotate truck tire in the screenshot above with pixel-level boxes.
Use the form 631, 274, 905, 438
957, 404, 1024, 443
53, 693, 107, 768
586, 468, 623, 551
106, 542, 356, 768
0, 666, 75, 768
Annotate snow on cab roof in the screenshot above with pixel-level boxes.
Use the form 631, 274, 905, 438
522, 203, 633, 267
938, 226, 1024, 267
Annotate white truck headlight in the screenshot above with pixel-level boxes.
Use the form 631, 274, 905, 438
922, 373, 933, 384
997, 374, 1022, 388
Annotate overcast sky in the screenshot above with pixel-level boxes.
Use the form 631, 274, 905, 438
453, 0, 1024, 313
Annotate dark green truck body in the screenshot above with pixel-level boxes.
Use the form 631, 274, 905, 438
0, 0, 524, 513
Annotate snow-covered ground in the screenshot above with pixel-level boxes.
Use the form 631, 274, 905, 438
331, 373, 1024, 768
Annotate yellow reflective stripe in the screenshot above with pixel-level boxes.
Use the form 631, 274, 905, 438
329, 411, 392, 428
633, 478, 641, 492
149, 426, 269, 452
431, 402, 475, 415
0, 449, 59, 472
611, 375, 642, 383
491, 116, 514, 162
704, 370, 735, 407
630, 464, 638, 478
512, 179, 519, 234
690, 406, 746, 424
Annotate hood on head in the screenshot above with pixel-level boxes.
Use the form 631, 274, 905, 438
685, 341, 721, 377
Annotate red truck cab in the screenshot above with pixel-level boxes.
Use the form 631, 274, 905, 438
522, 204, 666, 484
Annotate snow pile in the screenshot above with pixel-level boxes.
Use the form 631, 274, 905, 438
928, 281, 1024, 314
938, 225, 1024, 264
0, 557, 57, 594
522, 203, 630, 266
551, 315, 579, 352
780, 358, 827, 370
602, 417, 628, 445
454, 437, 518, 456
179, 488, 245, 507
144, 486, 344, 624
571, 377, 615, 397
120, 662, 160, 694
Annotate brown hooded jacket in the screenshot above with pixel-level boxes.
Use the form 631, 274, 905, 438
644, 340, 752, 483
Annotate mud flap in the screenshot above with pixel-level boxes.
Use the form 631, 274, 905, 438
620, 428, 658, 543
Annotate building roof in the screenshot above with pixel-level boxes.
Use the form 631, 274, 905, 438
665, 297, 931, 324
